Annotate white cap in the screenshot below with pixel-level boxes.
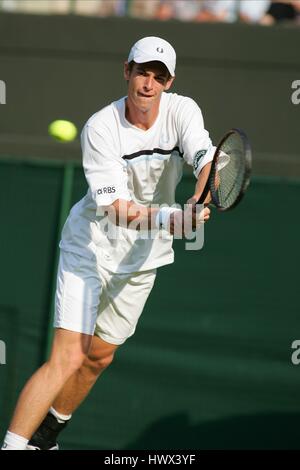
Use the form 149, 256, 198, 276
128, 36, 176, 77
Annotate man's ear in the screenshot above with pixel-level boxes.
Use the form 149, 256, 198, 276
124, 61, 130, 81
164, 76, 175, 91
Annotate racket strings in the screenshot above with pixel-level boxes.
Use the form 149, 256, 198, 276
214, 133, 247, 209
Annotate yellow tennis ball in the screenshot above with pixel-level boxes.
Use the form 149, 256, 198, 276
48, 120, 77, 142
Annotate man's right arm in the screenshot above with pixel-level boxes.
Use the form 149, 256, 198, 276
105, 198, 210, 235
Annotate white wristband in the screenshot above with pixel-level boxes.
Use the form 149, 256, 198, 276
155, 207, 182, 231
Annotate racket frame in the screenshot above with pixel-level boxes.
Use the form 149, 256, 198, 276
199, 128, 252, 211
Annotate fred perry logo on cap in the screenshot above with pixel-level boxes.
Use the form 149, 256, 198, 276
156, 47, 164, 53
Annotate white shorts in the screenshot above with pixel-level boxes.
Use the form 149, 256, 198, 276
54, 250, 156, 345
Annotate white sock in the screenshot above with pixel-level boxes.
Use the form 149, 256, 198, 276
49, 406, 72, 424
1, 431, 29, 450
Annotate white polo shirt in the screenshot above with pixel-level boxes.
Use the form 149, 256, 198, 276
59, 92, 215, 273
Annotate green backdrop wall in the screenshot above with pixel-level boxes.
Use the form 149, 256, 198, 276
0, 12, 300, 449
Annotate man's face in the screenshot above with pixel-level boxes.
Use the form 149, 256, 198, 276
124, 61, 174, 113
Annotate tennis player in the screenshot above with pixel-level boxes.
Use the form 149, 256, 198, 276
2, 36, 215, 450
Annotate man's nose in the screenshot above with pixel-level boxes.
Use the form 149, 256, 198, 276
144, 76, 153, 90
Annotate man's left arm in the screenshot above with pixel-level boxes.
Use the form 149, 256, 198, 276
177, 97, 215, 205
187, 161, 212, 205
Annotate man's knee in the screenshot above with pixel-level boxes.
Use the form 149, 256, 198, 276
49, 329, 92, 377
50, 349, 87, 377
80, 335, 119, 376
84, 351, 115, 375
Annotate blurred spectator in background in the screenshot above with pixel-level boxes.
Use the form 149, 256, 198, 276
195, 0, 237, 22
1, 0, 70, 14
0, 0, 128, 16
129, 0, 160, 19
1, 0, 298, 25
75, 0, 127, 17
155, 0, 202, 21
260, 0, 300, 25
155, 0, 271, 24
238, 0, 272, 23
195, 0, 271, 23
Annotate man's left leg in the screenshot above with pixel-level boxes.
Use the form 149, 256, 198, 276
53, 335, 118, 414
27, 335, 118, 450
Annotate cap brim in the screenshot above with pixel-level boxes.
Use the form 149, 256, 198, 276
131, 54, 175, 77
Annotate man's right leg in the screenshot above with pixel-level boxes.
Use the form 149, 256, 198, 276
2, 328, 92, 450
25, 265, 157, 450
22, 249, 104, 450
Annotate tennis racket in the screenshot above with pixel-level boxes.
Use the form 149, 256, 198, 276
198, 128, 252, 211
